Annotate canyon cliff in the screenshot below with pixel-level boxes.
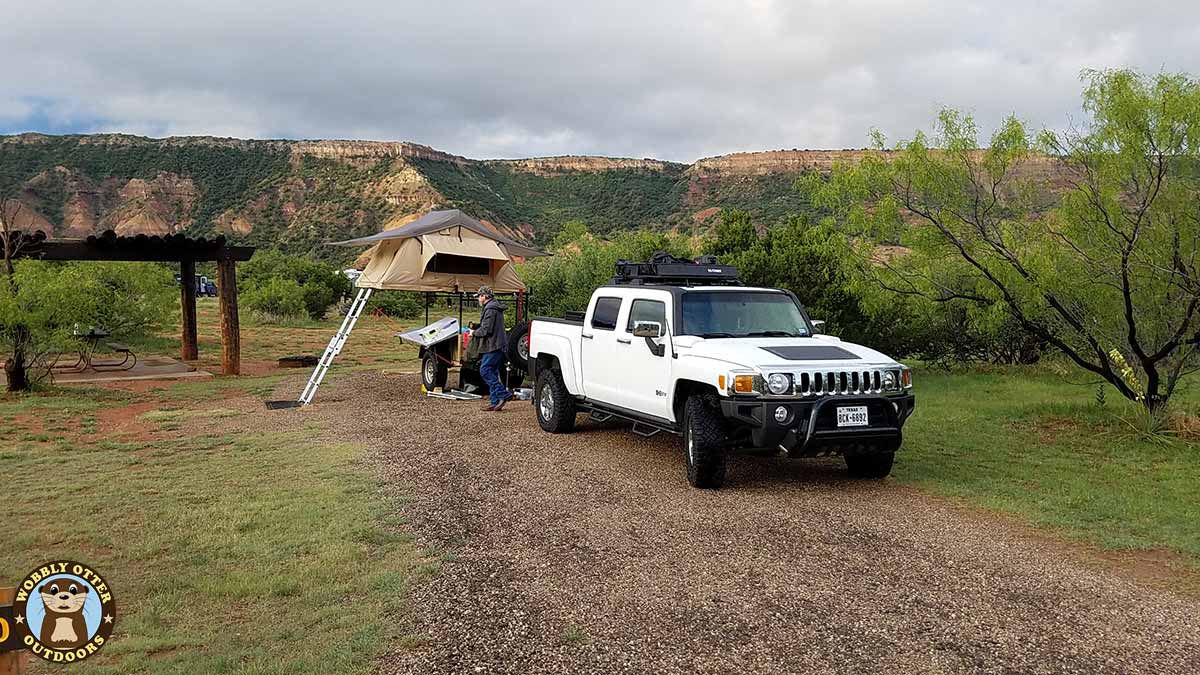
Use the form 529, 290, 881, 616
0, 134, 1064, 260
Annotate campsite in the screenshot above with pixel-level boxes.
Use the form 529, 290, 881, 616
4, 3, 1200, 672
4, 198, 1200, 671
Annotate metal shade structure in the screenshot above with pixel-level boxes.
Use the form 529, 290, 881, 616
329, 209, 547, 293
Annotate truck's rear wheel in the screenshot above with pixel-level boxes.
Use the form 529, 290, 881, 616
844, 451, 894, 479
683, 396, 727, 489
536, 368, 576, 433
421, 352, 448, 391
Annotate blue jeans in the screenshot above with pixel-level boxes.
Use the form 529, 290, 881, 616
479, 350, 510, 405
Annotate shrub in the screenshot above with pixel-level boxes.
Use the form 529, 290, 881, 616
704, 210, 917, 355
364, 292, 427, 319
240, 249, 351, 320
243, 277, 307, 322
519, 221, 696, 317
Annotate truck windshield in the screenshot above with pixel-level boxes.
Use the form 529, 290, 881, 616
680, 291, 811, 338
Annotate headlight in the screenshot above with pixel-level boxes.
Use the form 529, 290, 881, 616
901, 368, 913, 389
882, 370, 898, 391
766, 372, 791, 395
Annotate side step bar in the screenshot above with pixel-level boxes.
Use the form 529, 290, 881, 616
630, 423, 663, 438
579, 401, 679, 437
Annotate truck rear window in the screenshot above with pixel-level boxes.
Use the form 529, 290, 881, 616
680, 291, 810, 338
591, 297, 622, 331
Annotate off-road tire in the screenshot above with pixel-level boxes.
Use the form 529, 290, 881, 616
421, 351, 448, 391
683, 395, 727, 489
536, 367, 576, 433
844, 451, 894, 479
507, 321, 531, 370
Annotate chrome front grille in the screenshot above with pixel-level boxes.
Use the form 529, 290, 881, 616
796, 369, 888, 396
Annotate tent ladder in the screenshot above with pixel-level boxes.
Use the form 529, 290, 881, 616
298, 287, 373, 406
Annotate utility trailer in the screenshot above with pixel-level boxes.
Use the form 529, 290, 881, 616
399, 290, 532, 393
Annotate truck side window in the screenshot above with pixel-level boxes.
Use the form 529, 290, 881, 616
626, 299, 666, 335
591, 297, 622, 331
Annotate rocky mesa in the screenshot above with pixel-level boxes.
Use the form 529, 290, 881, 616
0, 134, 1066, 260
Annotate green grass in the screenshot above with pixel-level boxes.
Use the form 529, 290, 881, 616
0, 385, 424, 674
898, 367, 1200, 562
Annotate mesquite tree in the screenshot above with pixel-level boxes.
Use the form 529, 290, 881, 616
1, 197, 35, 391
806, 69, 1200, 411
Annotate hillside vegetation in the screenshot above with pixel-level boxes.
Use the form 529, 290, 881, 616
1, 134, 842, 259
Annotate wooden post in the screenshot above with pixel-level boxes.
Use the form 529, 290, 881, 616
180, 259, 198, 361
217, 256, 240, 375
0, 587, 21, 675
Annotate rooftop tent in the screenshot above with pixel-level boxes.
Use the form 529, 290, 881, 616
329, 209, 547, 292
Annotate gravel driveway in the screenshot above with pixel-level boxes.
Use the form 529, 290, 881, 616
290, 372, 1200, 674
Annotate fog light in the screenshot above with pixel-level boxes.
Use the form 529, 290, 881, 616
774, 405, 789, 423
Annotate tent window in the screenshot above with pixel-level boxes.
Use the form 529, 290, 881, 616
427, 253, 490, 275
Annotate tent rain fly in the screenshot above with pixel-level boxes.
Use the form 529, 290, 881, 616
329, 209, 547, 293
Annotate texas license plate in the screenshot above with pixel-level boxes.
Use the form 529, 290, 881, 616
837, 406, 869, 427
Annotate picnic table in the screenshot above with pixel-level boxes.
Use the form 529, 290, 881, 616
52, 327, 110, 372
51, 328, 137, 372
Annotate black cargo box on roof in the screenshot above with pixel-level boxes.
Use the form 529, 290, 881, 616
611, 252, 741, 286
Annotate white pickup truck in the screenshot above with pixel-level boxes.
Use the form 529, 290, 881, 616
528, 255, 915, 489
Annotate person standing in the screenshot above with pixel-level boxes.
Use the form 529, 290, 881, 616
473, 286, 511, 411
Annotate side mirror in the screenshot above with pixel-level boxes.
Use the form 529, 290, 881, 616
811, 319, 826, 334
633, 320, 667, 357
632, 320, 663, 338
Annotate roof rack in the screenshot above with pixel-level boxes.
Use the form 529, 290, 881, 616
611, 252, 741, 286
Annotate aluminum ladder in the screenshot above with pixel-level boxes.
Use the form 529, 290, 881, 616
298, 287, 373, 406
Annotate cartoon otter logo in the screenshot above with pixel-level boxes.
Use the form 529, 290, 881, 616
38, 578, 90, 649
12, 560, 116, 664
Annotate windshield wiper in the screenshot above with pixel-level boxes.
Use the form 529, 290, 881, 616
698, 332, 737, 338
743, 330, 804, 338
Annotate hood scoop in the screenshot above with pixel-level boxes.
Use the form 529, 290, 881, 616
760, 345, 860, 361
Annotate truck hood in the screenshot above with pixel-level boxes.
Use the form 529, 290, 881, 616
674, 335, 898, 371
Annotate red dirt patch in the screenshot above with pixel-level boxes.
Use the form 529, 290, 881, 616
96, 401, 165, 443
236, 360, 279, 377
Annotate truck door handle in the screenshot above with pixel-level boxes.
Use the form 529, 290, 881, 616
616, 338, 632, 344
582, 333, 593, 340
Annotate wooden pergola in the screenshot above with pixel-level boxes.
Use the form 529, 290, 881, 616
11, 230, 255, 375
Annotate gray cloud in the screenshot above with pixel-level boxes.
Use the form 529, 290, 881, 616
1, 0, 1197, 161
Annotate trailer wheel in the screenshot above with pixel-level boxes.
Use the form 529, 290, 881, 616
421, 351, 448, 391
536, 367, 576, 433
507, 321, 531, 369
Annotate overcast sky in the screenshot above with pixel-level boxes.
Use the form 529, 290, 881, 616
1, 1, 1197, 162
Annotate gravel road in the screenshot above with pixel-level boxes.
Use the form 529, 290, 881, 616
288, 372, 1200, 674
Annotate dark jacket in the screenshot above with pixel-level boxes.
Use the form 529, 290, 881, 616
474, 299, 508, 355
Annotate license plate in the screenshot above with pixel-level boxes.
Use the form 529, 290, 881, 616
837, 406, 869, 427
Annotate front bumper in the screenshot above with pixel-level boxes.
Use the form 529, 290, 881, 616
719, 394, 915, 457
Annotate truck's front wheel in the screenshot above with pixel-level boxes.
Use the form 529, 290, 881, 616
536, 368, 577, 433
844, 451, 894, 479
683, 396, 727, 489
